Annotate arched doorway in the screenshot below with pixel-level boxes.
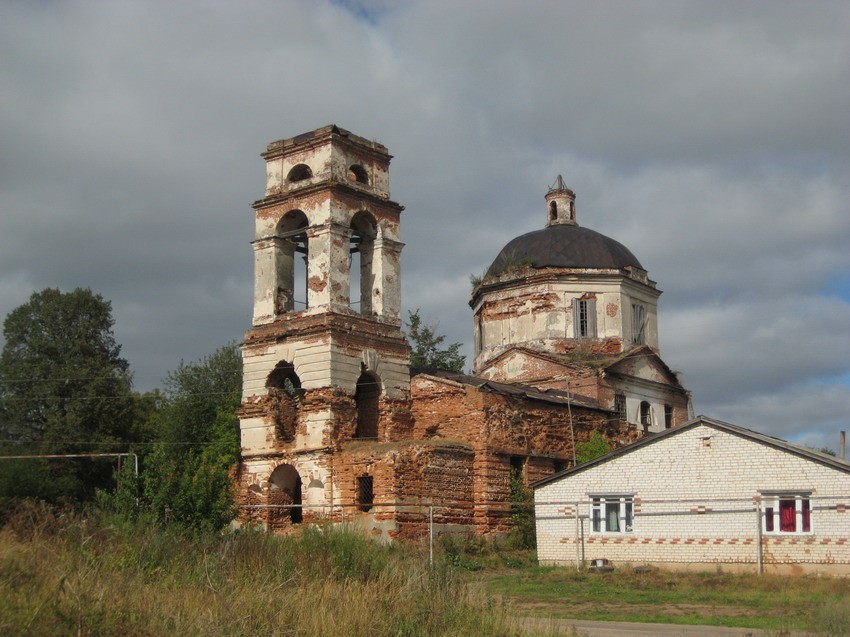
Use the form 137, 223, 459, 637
268, 464, 303, 525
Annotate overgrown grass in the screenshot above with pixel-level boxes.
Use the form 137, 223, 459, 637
0, 501, 565, 637
4, 501, 849, 635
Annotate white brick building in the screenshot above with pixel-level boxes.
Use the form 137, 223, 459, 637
534, 417, 850, 574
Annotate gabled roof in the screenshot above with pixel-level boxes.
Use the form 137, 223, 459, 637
532, 415, 850, 489
603, 344, 685, 390
413, 369, 608, 411
477, 344, 685, 391
477, 346, 608, 375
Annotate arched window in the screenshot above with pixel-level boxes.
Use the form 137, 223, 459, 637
277, 211, 309, 312
354, 369, 380, 439
549, 201, 558, 222
287, 163, 313, 183
268, 464, 302, 524
266, 361, 303, 442
267, 360, 302, 392
349, 212, 377, 315
347, 164, 369, 184
639, 401, 652, 427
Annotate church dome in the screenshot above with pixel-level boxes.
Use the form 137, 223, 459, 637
485, 177, 644, 278
487, 223, 643, 277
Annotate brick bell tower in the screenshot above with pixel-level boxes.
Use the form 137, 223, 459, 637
238, 125, 411, 528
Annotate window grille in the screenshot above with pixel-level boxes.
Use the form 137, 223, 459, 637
356, 475, 374, 512
614, 394, 627, 422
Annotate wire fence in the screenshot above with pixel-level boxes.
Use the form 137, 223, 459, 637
535, 494, 850, 573
234, 495, 850, 573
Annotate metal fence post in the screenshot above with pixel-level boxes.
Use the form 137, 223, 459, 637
429, 505, 434, 569
575, 504, 580, 571
756, 500, 763, 574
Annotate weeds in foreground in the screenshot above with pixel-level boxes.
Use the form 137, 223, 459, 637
0, 501, 565, 637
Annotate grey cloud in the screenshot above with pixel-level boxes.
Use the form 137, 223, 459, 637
0, 0, 848, 446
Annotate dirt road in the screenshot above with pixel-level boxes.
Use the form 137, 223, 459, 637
520, 617, 818, 636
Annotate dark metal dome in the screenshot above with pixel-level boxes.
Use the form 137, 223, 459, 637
487, 223, 643, 277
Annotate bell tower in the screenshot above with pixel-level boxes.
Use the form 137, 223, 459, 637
238, 126, 411, 526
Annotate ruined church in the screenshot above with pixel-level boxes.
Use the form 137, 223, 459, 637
236, 125, 691, 538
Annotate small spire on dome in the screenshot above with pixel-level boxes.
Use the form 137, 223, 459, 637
549, 174, 568, 192
544, 176, 577, 227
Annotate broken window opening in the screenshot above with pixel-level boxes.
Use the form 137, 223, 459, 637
356, 475, 374, 512
631, 303, 647, 345
510, 455, 526, 484
267, 361, 303, 442
287, 163, 313, 183
354, 369, 381, 439
614, 393, 627, 422
348, 164, 369, 184
639, 401, 651, 428
277, 211, 309, 312
664, 404, 673, 429
268, 464, 303, 524
349, 212, 377, 315
548, 201, 557, 222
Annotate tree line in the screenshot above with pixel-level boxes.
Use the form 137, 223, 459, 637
0, 288, 464, 529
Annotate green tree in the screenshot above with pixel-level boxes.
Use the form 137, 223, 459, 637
0, 288, 136, 501
140, 344, 242, 530
575, 430, 611, 464
507, 471, 536, 549
404, 309, 465, 372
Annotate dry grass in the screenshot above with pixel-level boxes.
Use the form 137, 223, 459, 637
0, 501, 568, 637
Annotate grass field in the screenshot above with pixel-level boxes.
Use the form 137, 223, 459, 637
2, 502, 849, 636
433, 535, 850, 635
0, 501, 563, 637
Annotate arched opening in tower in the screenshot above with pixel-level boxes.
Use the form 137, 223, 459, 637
354, 369, 380, 439
347, 164, 369, 184
277, 210, 309, 312
349, 211, 377, 315
287, 163, 313, 183
266, 360, 303, 442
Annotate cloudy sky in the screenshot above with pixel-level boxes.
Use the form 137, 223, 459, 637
2, 0, 849, 449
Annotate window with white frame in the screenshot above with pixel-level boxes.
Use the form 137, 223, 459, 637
573, 298, 597, 339
761, 493, 811, 534
591, 495, 633, 533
